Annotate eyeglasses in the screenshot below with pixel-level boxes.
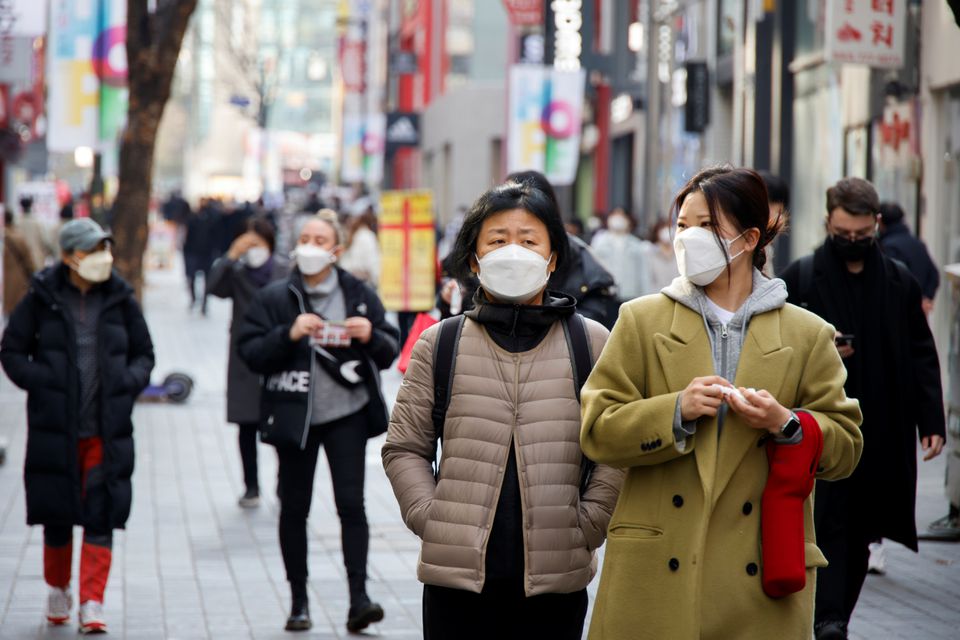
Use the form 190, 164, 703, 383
827, 224, 877, 242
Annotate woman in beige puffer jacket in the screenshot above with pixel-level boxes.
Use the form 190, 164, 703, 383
382, 179, 623, 640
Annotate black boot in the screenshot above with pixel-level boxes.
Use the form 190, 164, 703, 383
285, 581, 311, 632
346, 593, 384, 634
814, 620, 848, 640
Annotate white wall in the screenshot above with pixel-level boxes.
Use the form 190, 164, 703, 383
420, 82, 506, 224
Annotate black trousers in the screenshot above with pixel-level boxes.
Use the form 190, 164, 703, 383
237, 422, 259, 492
422, 581, 588, 640
814, 481, 872, 626
276, 411, 369, 599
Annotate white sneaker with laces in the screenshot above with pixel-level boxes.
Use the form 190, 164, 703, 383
78, 600, 107, 634
46, 586, 72, 625
867, 541, 886, 575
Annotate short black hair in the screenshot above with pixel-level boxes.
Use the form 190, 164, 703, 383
19, 196, 33, 213
826, 177, 879, 216
448, 181, 568, 282
758, 171, 790, 207
878, 201, 905, 225
246, 216, 277, 252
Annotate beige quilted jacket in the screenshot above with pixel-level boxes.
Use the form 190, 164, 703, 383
382, 317, 624, 596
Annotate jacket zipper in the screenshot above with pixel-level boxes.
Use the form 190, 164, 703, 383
288, 284, 313, 450
512, 354, 530, 592
720, 323, 729, 380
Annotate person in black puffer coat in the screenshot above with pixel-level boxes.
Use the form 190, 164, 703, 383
237, 210, 399, 634
0, 218, 154, 634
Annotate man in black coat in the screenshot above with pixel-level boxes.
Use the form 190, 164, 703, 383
879, 201, 940, 314
780, 178, 945, 640
0, 218, 154, 634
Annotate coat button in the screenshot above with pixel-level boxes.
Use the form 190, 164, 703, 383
640, 443, 649, 451
742, 501, 753, 515
655, 438, 662, 447
746, 563, 758, 576
672, 495, 684, 508
669, 558, 680, 571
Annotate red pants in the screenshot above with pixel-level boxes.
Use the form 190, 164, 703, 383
43, 437, 112, 604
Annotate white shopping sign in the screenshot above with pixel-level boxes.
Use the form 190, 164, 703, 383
825, 0, 905, 69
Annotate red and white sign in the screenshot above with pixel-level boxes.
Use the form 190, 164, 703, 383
502, 0, 543, 27
826, 0, 905, 69
338, 38, 366, 93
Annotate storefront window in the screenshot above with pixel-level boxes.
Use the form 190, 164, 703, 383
794, 0, 826, 59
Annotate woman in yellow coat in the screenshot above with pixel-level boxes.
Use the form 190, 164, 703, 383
581, 167, 863, 640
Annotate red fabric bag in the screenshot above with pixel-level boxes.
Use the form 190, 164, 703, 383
397, 312, 438, 374
761, 411, 824, 598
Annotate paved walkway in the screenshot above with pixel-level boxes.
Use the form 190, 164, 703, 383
0, 264, 957, 639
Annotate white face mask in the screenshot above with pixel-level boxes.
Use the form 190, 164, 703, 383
607, 215, 630, 233
294, 243, 336, 275
74, 250, 113, 283
476, 244, 553, 304
244, 246, 270, 268
673, 226, 746, 286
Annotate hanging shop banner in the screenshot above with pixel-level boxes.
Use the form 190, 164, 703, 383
379, 190, 436, 312
47, 0, 128, 153
3, 0, 48, 36
825, 0, 905, 69
341, 112, 385, 185
502, 0, 543, 27
507, 64, 585, 186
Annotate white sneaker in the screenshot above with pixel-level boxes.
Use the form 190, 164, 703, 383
46, 586, 72, 625
78, 600, 107, 634
867, 541, 886, 575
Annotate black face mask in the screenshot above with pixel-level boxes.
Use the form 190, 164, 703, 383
828, 234, 875, 263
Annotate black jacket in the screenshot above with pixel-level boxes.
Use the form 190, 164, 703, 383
206, 255, 287, 424
781, 242, 945, 549
237, 267, 399, 449
0, 265, 155, 529
880, 222, 940, 300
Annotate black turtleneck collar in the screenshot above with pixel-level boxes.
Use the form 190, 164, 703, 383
464, 289, 576, 353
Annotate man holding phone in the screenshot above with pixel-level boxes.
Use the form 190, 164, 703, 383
781, 177, 946, 640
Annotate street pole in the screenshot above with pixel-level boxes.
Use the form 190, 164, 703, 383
642, 1, 661, 221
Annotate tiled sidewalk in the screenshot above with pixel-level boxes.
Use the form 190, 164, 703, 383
0, 264, 958, 639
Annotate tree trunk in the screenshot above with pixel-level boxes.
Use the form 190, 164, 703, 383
112, 0, 198, 299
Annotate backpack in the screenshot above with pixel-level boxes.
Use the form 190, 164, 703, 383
429, 313, 597, 495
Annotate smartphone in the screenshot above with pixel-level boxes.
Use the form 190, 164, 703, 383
835, 334, 855, 348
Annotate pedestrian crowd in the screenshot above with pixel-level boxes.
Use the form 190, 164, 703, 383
0, 166, 955, 639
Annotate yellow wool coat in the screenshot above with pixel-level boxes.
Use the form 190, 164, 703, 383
580, 293, 863, 640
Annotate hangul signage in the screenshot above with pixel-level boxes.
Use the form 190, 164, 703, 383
825, 0, 906, 69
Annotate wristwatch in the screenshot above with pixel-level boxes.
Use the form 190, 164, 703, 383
779, 411, 801, 439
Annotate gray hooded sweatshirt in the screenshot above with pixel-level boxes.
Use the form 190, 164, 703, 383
661, 269, 798, 447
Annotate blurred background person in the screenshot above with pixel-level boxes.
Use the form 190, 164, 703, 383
879, 201, 939, 315
507, 171, 617, 328
183, 199, 216, 315
207, 217, 287, 508
18, 196, 55, 268
591, 207, 650, 305
339, 206, 381, 287
644, 217, 680, 293
3, 208, 39, 320
759, 171, 790, 275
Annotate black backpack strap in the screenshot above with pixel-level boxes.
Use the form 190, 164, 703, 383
430, 315, 465, 477
562, 313, 597, 496
798, 255, 814, 309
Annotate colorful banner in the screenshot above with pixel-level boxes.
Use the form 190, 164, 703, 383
341, 112, 385, 185
379, 190, 436, 312
507, 64, 585, 186
47, 0, 128, 153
